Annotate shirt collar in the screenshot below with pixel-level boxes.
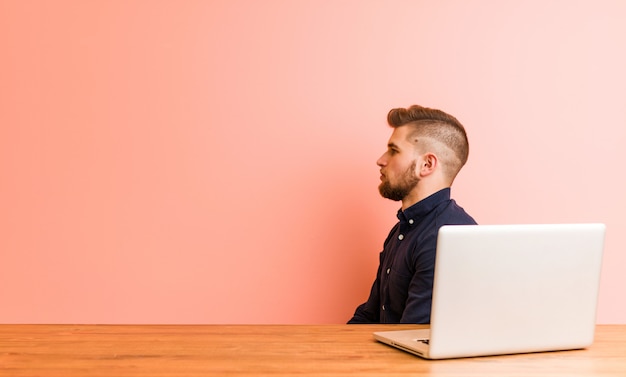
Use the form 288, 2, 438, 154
396, 188, 451, 223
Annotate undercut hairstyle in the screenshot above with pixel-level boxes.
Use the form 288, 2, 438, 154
387, 105, 470, 182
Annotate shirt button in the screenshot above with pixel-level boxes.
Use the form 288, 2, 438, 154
398, 234, 404, 240
386, 268, 390, 274
408, 219, 414, 225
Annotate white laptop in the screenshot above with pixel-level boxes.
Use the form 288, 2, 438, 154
374, 223, 606, 359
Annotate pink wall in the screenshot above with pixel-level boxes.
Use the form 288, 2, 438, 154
1, 0, 625, 324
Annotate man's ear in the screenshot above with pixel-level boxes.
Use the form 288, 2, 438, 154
418, 153, 438, 177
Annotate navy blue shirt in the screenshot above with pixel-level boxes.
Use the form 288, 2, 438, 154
348, 188, 477, 324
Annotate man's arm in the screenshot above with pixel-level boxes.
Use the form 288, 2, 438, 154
400, 205, 478, 323
399, 242, 436, 324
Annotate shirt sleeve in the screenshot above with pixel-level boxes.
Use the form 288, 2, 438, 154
399, 235, 437, 324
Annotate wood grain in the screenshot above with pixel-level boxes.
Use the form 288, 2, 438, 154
1, 325, 625, 376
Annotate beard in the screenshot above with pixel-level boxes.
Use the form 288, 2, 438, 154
378, 160, 419, 201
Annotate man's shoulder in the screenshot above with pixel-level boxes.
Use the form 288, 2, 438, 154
437, 199, 477, 225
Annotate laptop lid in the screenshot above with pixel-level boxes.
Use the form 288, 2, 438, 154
375, 223, 606, 359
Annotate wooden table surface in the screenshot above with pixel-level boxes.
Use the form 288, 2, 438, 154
1, 324, 625, 376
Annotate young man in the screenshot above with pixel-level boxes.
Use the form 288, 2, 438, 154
348, 105, 477, 324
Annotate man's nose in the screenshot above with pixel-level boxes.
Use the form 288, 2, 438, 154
376, 155, 386, 167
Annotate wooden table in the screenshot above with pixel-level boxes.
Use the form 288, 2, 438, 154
1, 324, 625, 376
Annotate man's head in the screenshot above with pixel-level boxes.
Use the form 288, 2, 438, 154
377, 105, 469, 208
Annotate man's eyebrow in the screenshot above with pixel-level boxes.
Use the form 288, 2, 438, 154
388, 142, 400, 149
